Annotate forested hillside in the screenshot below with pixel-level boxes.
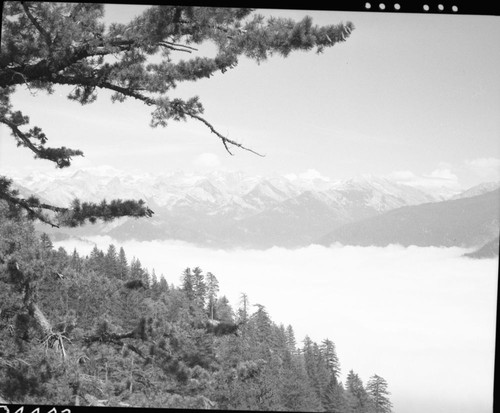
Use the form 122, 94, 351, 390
319, 189, 500, 250
0, 202, 392, 411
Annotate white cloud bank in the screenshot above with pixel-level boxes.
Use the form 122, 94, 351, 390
54, 237, 498, 413
387, 164, 461, 190
193, 152, 221, 169
291, 169, 329, 181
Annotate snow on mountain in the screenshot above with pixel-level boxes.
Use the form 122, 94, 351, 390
452, 181, 500, 200
326, 175, 439, 211
13, 167, 442, 212
242, 180, 291, 209
13, 167, 489, 248
320, 189, 500, 250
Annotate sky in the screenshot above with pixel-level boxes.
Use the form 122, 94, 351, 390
53, 237, 498, 413
1, 5, 500, 189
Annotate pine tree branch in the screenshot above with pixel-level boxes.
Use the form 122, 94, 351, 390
0, 115, 84, 168
0, 116, 45, 158
1, 175, 154, 227
0, 39, 134, 88
53, 198, 154, 228
1, 5, 354, 161
51, 74, 156, 105
20, 2, 53, 49
0, 190, 63, 228
50, 74, 264, 156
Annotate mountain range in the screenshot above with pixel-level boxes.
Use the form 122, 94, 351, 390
319, 188, 500, 249
9, 168, 500, 254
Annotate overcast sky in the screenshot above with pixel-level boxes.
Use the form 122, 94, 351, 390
1, 5, 500, 189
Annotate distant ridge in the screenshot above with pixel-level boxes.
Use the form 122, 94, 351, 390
463, 236, 499, 259
14, 168, 499, 250
452, 181, 500, 200
318, 189, 500, 249
15, 169, 448, 248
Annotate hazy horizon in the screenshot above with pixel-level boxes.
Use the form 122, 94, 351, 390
7, 162, 499, 188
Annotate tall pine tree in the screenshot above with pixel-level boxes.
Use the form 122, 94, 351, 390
205, 272, 219, 320
366, 374, 393, 413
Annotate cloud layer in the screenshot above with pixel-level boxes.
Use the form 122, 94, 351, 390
386, 164, 461, 190
193, 152, 222, 169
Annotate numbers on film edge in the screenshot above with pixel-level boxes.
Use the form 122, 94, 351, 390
0, 407, 71, 413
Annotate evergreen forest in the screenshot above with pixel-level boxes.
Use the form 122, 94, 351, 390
0, 202, 393, 411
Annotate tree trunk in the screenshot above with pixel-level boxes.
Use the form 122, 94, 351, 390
28, 302, 53, 336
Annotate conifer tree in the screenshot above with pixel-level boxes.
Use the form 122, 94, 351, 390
129, 258, 143, 279
307, 341, 331, 407
159, 275, 169, 293
151, 269, 158, 289
237, 292, 250, 323
366, 374, 393, 413
181, 267, 194, 301
0, 2, 354, 228
192, 266, 206, 308
205, 271, 219, 320
323, 375, 347, 413
322, 338, 341, 380
88, 245, 105, 273
117, 247, 129, 280
39, 232, 53, 251
214, 296, 234, 323
104, 244, 120, 278
302, 335, 315, 380
70, 247, 82, 272
345, 370, 372, 413
141, 268, 151, 289
251, 304, 273, 350
285, 324, 297, 353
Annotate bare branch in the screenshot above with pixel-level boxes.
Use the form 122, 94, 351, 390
161, 41, 198, 51
157, 41, 198, 53
188, 112, 265, 157
157, 42, 193, 53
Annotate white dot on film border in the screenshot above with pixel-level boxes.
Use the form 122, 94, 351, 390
379, 3, 386, 10
394, 3, 401, 10
365, 2, 372, 9
438, 4, 444, 10
452, 5, 459, 12
423, 4, 430, 11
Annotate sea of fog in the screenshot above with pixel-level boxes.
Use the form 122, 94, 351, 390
53, 237, 498, 413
